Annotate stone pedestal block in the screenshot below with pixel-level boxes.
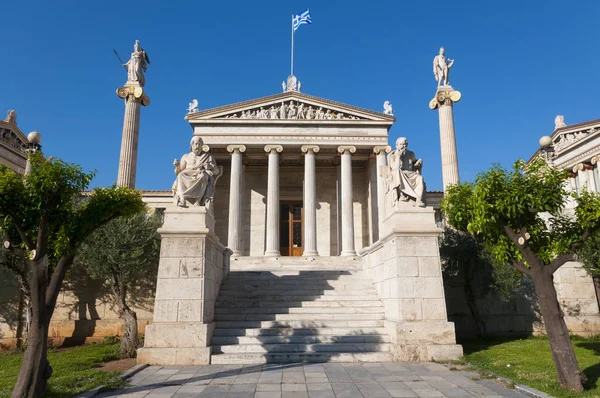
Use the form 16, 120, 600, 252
361, 207, 462, 362
137, 206, 231, 365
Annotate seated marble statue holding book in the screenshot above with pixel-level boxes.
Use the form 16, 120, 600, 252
172, 136, 220, 207
383, 137, 426, 208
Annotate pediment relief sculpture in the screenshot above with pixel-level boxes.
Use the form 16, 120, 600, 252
0, 128, 27, 151
220, 100, 364, 121
553, 127, 597, 152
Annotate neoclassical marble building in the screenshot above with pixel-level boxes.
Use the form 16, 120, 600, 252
187, 90, 396, 258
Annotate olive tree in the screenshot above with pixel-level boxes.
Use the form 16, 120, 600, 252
441, 158, 600, 392
0, 153, 145, 398
75, 212, 162, 358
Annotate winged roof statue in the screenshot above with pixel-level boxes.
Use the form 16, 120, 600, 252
383, 101, 393, 116
187, 99, 199, 114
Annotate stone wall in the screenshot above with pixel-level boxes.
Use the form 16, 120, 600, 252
444, 260, 600, 339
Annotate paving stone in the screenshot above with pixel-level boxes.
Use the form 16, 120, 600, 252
82, 363, 531, 398
356, 382, 392, 397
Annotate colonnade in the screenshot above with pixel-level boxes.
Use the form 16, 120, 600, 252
226, 145, 390, 257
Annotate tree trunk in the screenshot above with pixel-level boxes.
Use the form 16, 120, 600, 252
12, 259, 51, 398
592, 276, 600, 314
464, 282, 487, 338
464, 263, 487, 338
532, 269, 586, 392
120, 308, 138, 358
15, 289, 25, 349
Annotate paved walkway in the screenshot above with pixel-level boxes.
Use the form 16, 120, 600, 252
97, 363, 529, 398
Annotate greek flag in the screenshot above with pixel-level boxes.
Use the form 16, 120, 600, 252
293, 9, 312, 31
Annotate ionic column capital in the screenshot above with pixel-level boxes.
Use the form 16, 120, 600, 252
337, 145, 356, 155
429, 88, 461, 110
202, 144, 210, 152
227, 144, 247, 154
301, 145, 320, 154
116, 85, 150, 106
264, 145, 283, 154
591, 155, 600, 165
373, 145, 391, 155
573, 163, 584, 173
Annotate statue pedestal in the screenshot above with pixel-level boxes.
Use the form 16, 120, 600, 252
137, 206, 231, 365
360, 206, 462, 362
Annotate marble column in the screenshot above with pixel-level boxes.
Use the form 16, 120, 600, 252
264, 145, 283, 257
338, 146, 356, 256
227, 145, 246, 257
301, 145, 320, 256
429, 87, 461, 191
116, 85, 150, 188
373, 146, 391, 241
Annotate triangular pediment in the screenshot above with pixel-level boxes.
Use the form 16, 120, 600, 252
186, 91, 395, 124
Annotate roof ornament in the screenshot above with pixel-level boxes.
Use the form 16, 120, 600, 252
187, 99, 199, 114
555, 115, 566, 130
4, 110, 17, 125
283, 75, 301, 92
383, 101, 393, 116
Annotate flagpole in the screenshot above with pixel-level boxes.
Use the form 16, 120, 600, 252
291, 14, 294, 76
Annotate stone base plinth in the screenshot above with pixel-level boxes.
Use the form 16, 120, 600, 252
362, 205, 462, 362
137, 206, 230, 365
137, 347, 211, 365
387, 320, 463, 362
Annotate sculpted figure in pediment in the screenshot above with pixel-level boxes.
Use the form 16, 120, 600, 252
297, 103, 305, 119
172, 136, 220, 207
269, 106, 278, 119
315, 107, 324, 119
279, 102, 288, 119
306, 106, 314, 119
288, 101, 297, 119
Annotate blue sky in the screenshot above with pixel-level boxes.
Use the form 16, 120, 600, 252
2, 1, 599, 191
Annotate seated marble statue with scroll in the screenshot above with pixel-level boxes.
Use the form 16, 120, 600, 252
383, 137, 426, 208
172, 136, 220, 207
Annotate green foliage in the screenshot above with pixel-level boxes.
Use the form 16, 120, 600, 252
441, 158, 600, 269
0, 153, 145, 260
578, 230, 600, 279
74, 212, 162, 299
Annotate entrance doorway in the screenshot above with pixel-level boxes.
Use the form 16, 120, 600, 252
280, 201, 303, 256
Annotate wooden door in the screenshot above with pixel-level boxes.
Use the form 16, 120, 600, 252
280, 201, 303, 256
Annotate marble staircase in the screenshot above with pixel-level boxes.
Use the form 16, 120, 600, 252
210, 270, 392, 364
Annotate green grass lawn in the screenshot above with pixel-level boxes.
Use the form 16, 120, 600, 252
0, 341, 122, 398
462, 336, 600, 398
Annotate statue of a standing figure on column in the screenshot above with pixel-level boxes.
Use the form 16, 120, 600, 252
172, 136, 221, 207
124, 40, 150, 87
384, 137, 426, 207
433, 47, 454, 87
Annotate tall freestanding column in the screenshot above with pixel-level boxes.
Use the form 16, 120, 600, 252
373, 146, 391, 241
338, 146, 356, 256
227, 145, 246, 257
430, 46, 461, 191
116, 40, 150, 188
301, 145, 320, 256
264, 145, 283, 257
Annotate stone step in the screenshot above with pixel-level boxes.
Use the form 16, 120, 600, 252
217, 293, 379, 300
215, 300, 384, 308
213, 343, 390, 354
220, 279, 374, 286
214, 306, 384, 315
212, 327, 388, 337
212, 335, 390, 345
214, 313, 385, 322
210, 352, 393, 364
215, 320, 385, 328
218, 287, 377, 295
